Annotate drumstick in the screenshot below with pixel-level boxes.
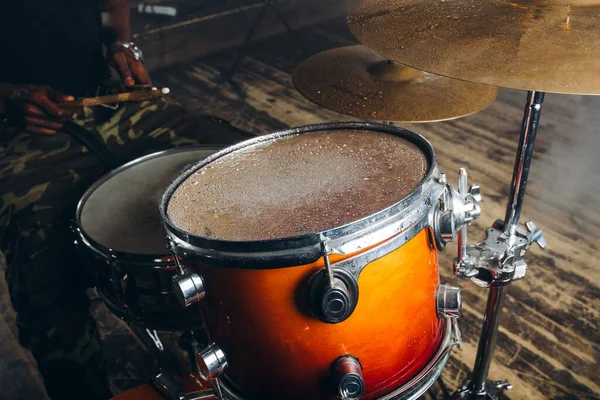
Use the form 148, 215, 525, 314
60, 87, 170, 108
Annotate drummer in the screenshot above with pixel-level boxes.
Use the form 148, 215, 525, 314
0, 1, 248, 399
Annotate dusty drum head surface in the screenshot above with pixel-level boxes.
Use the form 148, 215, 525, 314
348, 0, 600, 95
79, 147, 222, 255
293, 45, 498, 122
167, 129, 430, 242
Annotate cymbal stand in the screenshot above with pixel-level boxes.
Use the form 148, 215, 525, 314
451, 91, 547, 399
221, 0, 299, 98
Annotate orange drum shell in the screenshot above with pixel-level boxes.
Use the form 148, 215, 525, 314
111, 374, 214, 400
196, 229, 443, 400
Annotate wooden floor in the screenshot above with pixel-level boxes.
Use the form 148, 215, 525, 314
1, 17, 599, 400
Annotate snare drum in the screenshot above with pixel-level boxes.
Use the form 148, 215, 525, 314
75, 146, 223, 330
161, 123, 466, 399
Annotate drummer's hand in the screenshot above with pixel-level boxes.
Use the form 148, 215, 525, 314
109, 46, 152, 87
3, 85, 74, 135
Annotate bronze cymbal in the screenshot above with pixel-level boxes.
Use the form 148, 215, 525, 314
347, 0, 600, 95
292, 45, 498, 122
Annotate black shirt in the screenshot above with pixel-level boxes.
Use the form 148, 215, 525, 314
0, 0, 111, 96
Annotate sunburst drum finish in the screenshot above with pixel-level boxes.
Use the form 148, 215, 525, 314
164, 125, 445, 399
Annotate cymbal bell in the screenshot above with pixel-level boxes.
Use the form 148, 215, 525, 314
347, 0, 600, 95
293, 45, 498, 122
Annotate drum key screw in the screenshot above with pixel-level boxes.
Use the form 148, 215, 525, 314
331, 355, 365, 400
438, 173, 447, 184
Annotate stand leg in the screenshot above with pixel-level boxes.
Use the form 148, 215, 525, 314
453, 91, 546, 399
225, 1, 269, 80
222, 0, 303, 95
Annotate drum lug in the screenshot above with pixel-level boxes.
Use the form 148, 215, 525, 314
436, 284, 462, 319
330, 355, 365, 400
197, 343, 228, 380
307, 241, 360, 324
307, 267, 359, 324
172, 272, 206, 308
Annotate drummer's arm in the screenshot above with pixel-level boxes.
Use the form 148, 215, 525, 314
101, 0, 133, 42
101, 0, 152, 86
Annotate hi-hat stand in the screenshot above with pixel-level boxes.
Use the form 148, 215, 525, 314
451, 91, 547, 399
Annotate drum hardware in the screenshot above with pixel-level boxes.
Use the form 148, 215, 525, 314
436, 285, 461, 320
431, 170, 481, 253
196, 343, 228, 381
449, 91, 547, 400
307, 243, 360, 324
152, 370, 214, 400
195, 343, 228, 400
168, 238, 207, 309
330, 355, 365, 400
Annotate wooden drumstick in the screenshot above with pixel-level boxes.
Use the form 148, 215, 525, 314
60, 87, 170, 108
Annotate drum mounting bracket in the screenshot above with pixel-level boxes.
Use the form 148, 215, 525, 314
454, 218, 546, 288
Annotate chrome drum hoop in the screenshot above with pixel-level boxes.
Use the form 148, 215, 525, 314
217, 317, 458, 400
161, 122, 447, 269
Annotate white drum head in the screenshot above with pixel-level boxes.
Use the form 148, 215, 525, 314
80, 147, 221, 255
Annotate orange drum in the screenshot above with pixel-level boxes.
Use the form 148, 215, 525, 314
160, 122, 470, 400
111, 372, 215, 400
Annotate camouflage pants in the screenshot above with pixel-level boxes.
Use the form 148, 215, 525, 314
0, 98, 251, 400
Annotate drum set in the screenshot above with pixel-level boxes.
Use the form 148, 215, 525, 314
74, 1, 600, 399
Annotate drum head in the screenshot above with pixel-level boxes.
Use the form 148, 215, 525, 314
167, 129, 429, 242
79, 147, 222, 255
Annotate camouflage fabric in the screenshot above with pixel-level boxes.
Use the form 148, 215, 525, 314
0, 97, 252, 400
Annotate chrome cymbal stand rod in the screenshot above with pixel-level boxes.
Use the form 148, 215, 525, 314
452, 91, 547, 399
504, 91, 545, 244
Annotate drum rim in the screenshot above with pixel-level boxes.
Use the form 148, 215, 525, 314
74, 145, 226, 263
161, 121, 444, 268
218, 317, 457, 400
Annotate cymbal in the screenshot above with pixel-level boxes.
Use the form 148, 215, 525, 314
347, 0, 600, 95
292, 45, 498, 122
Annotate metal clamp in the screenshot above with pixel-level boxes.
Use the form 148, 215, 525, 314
453, 218, 546, 287
432, 169, 481, 253
443, 166, 546, 286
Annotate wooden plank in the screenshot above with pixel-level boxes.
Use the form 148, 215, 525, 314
134, 0, 356, 70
